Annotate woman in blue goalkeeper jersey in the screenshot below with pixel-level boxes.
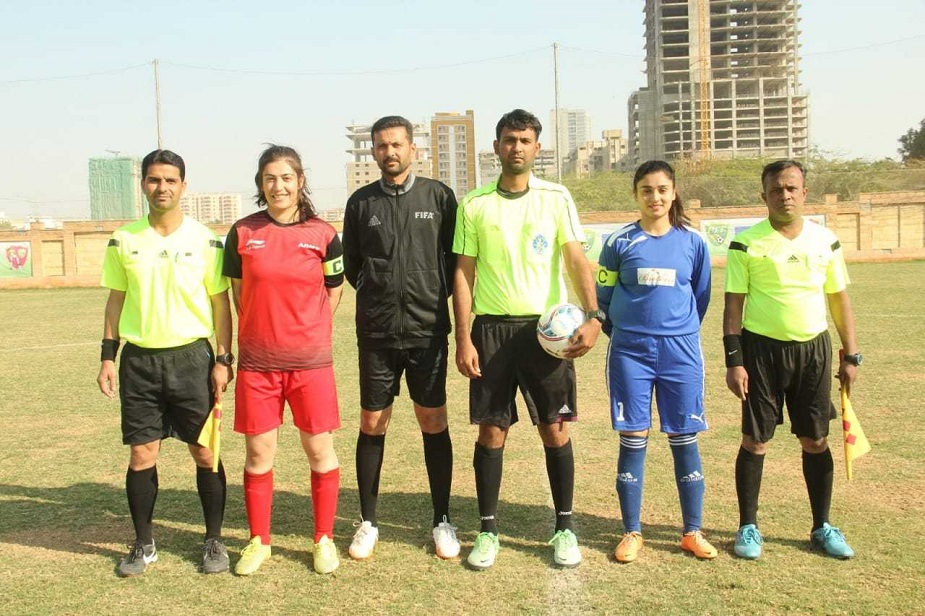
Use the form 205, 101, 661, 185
595, 160, 715, 563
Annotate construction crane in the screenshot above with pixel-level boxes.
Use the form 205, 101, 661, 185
697, 0, 711, 158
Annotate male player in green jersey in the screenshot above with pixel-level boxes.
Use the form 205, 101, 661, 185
96, 149, 234, 576
453, 109, 603, 570
723, 160, 860, 560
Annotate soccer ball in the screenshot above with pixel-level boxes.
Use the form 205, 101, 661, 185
536, 303, 586, 359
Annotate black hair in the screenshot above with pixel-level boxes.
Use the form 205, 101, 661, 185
141, 149, 186, 181
633, 159, 690, 229
761, 159, 806, 189
495, 109, 542, 140
371, 115, 414, 143
254, 144, 317, 222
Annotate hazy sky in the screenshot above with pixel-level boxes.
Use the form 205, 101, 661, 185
2, 0, 923, 219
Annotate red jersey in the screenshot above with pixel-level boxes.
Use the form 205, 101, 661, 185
224, 211, 344, 371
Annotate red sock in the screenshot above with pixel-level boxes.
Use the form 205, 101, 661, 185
243, 469, 273, 545
311, 467, 340, 543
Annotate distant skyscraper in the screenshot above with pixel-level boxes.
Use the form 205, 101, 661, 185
548, 109, 593, 170
478, 150, 501, 188
179, 193, 242, 225
344, 121, 432, 195
431, 110, 476, 199
88, 156, 144, 220
628, 0, 808, 165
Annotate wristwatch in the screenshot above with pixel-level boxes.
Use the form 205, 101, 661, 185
842, 352, 863, 366
215, 352, 236, 366
586, 309, 606, 324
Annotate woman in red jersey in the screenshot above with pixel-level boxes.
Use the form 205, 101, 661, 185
223, 145, 345, 575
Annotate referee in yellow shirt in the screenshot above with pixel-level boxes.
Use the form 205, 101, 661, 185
723, 160, 860, 561
96, 150, 234, 577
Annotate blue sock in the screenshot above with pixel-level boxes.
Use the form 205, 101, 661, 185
616, 435, 647, 533
669, 433, 704, 533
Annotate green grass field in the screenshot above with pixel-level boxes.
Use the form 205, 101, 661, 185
1, 262, 924, 615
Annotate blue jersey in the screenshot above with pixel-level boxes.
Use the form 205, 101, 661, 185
596, 222, 711, 337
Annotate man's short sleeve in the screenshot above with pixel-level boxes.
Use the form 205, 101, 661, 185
453, 201, 479, 257
724, 240, 750, 294
100, 234, 127, 291
205, 234, 230, 296
556, 187, 585, 246
823, 240, 850, 294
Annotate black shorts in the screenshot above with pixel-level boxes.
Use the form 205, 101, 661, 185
469, 315, 577, 428
358, 342, 448, 411
119, 339, 214, 445
741, 329, 836, 442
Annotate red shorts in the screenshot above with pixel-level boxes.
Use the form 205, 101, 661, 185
234, 367, 340, 436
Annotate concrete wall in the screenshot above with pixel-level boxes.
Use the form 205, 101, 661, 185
579, 191, 925, 265
0, 192, 922, 289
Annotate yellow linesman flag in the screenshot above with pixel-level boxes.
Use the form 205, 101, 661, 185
841, 390, 870, 480
196, 403, 223, 473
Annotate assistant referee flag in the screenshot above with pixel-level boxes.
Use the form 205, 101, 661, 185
841, 390, 871, 480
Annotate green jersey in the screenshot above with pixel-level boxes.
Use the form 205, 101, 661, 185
453, 175, 585, 316
101, 216, 229, 348
725, 218, 849, 342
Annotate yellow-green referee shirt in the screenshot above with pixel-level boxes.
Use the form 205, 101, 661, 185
453, 175, 585, 316
100, 216, 229, 348
725, 218, 849, 342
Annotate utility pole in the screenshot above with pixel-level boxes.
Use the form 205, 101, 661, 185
153, 59, 163, 149
553, 42, 561, 183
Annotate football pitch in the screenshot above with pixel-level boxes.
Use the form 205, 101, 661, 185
1, 261, 923, 615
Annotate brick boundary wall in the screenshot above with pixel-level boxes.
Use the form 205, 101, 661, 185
1, 191, 922, 289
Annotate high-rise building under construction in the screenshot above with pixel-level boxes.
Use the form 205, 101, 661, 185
628, 0, 808, 166
88, 156, 145, 220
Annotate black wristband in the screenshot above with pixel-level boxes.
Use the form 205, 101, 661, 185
723, 334, 744, 368
101, 338, 120, 362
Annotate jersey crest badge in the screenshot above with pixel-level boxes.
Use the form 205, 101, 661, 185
532, 233, 549, 255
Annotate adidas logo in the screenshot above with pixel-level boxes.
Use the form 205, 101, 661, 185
617, 472, 638, 484
557, 404, 572, 415
788, 254, 800, 263
367, 215, 381, 227
680, 471, 704, 483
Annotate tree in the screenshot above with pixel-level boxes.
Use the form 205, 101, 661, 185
898, 118, 925, 162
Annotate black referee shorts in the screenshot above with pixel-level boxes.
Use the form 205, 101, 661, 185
469, 315, 577, 429
119, 339, 214, 446
358, 342, 448, 411
741, 329, 836, 442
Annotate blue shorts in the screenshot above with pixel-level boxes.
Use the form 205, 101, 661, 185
606, 331, 707, 434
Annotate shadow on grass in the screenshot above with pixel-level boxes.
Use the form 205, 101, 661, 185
0, 481, 765, 570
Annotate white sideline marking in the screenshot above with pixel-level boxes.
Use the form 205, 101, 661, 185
545, 494, 589, 614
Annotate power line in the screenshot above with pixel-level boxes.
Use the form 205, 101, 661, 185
803, 33, 925, 57
162, 46, 551, 77
0, 63, 149, 84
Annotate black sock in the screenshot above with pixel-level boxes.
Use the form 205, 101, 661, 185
473, 442, 504, 534
126, 466, 158, 544
356, 432, 386, 526
196, 462, 226, 540
802, 448, 834, 531
544, 440, 575, 532
735, 447, 765, 527
422, 428, 453, 527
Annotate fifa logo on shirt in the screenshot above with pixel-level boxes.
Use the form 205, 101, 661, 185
414, 212, 434, 219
